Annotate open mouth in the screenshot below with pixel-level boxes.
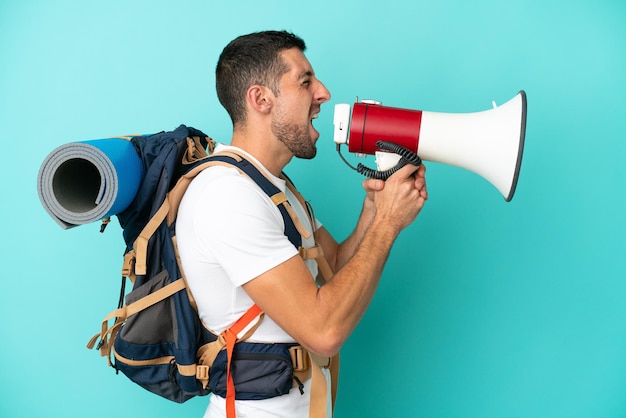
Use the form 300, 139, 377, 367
309, 111, 319, 128
309, 112, 320, 138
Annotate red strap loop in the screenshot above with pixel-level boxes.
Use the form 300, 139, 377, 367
222, 304, 262, 418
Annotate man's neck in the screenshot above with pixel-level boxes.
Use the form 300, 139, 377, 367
230, 127, 293, 177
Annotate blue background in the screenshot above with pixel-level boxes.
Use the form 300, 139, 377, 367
1, 1, 625, 417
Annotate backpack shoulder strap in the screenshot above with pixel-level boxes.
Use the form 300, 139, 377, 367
214, 151, 312, 243
281, 173, 335, 283
172, 151, 312, 246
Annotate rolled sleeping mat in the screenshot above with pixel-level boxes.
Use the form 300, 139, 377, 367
37, 137, 143, 229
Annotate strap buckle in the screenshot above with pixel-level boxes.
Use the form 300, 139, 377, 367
122, 250, 136, 278
298, 245, 324, 260
289, 345, 310, 372
196, 365, 209, 380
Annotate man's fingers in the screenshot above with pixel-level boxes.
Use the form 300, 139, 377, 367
389, 163, 420, 181
363, 178, 385, 192
363, 162, 427, 195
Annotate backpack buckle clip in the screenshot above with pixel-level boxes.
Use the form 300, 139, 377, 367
196, 365, 209, 381
122, 250, 136, 279
289, 346, 310, 372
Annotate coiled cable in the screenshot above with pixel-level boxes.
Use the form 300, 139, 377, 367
337, 141, 422, 181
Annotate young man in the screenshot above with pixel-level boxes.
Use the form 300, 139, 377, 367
176, 30, 428, 418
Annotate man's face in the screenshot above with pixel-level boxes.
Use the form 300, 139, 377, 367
271, 48, 331, 159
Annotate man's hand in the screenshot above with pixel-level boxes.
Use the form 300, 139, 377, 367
370, 163, 428, 234
362, 163, 428, 220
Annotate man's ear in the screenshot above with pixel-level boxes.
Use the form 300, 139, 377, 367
247, 85, 273, 114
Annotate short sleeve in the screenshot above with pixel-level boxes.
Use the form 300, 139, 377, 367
186, 167, 299, 287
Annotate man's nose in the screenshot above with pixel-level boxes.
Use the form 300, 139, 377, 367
315, 79, 331, 104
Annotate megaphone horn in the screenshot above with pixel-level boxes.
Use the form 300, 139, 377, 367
333, 91, 527, 201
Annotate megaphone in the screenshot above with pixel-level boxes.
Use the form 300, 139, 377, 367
333, 91, 527, 201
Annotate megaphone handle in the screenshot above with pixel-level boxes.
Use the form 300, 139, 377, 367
357, 141, 422, 181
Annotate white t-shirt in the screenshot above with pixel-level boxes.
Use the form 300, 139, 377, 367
176, 145, 331, 418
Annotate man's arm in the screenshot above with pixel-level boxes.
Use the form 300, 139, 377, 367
242, 164, 427, 357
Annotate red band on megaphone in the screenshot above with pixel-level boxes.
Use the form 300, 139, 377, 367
348, 102, 423, 155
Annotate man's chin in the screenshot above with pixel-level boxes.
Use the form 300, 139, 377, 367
295, 140, 317, 159
295, 148, 317, 160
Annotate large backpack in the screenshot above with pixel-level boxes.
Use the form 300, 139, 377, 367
86, 125, 337, 415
